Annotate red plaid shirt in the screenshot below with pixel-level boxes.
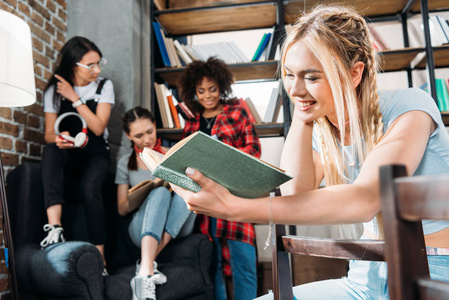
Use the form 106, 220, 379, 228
182, 103, 261, 275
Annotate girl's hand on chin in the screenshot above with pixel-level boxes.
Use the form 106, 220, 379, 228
170, 167, 238, 221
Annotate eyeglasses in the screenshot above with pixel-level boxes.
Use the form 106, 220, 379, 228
76, 58, 107, 73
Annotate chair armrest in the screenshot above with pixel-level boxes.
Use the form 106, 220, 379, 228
16, 241, 104, 299
282, 235, 385, 261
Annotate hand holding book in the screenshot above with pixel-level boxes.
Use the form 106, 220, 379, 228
140, 131, 292, 199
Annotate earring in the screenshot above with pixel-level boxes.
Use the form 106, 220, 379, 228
194, 95, 198, 101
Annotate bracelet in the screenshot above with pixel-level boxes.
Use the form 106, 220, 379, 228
264, 192, 275, 250
72, 97, 85, 108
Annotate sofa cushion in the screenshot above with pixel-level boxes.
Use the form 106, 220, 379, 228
105, 233, 213, 300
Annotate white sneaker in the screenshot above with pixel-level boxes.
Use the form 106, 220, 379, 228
135, 260, 167, 285
130, 274, 156, 300
40, 224, 65, 248
152, 262, 167, 285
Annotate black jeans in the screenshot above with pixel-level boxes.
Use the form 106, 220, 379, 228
41, 143, 110, 245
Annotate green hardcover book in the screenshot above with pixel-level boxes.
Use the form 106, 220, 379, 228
140, 131, 292, 198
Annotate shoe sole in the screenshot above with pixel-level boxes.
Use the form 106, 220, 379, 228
130, 278, 138, 300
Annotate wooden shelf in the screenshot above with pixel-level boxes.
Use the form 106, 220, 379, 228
284, 0, 411, 24
410, 0, 449, 13
156, 48, 429, 85
157, 123, 284, 141
156, 60, 279, 87
166, 0, 272, 10
157, 128, 184, 141
156, 2, 277, 35
415, 45, 449, 69
254, 123, 285, 136
378, 48, 423, 72
284, 0, 449, 24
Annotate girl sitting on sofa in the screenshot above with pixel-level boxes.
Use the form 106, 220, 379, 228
115, 106, 195, 300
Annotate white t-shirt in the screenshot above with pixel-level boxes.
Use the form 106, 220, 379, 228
44, 77, 115, 139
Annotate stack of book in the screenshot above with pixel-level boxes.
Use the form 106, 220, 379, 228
153, 21, 249, 66
251, 31, 273, 62
154, 83, 186, 128
185, 41, 248, 64
263, 82, 282, 123
235, 84, 283, 125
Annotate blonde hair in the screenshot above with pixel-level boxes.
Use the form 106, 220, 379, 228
281, 5, 384, 237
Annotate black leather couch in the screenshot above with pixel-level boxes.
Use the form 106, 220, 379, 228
6, 161, 214, 300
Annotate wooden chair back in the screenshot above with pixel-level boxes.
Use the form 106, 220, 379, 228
271, 224, 384, 299
380, 164, 449, 300
272, 164, 449, 300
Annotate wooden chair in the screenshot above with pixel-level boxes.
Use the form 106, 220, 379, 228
380, 164, 449, 300
272, 164, 449, 300
271, 224, 384, 299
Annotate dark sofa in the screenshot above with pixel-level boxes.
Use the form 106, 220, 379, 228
6, 161, 213, 300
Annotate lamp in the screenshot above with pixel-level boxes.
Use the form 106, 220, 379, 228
0, 9, 37, 298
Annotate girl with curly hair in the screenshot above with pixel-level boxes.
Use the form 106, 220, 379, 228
179, 57, 261, 300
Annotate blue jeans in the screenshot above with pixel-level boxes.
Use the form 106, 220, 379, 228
256, 255, 449, 300
210, 218, 257, 300
128, 187, 195, 247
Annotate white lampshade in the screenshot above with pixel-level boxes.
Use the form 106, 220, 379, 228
0, 10, 36, 107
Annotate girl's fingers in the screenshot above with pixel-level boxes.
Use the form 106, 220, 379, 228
54, 74, 67, 83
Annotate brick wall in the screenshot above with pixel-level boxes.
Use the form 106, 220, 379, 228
0, 0, 67, 297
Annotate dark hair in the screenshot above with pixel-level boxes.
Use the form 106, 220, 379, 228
179, 57, 236, 114
122, 106, 155, 171
44, 36, 103, 109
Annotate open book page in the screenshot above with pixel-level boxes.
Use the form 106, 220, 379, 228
140, 149, 165, 172
127, 178, 171, 211
141, 132, 198, 172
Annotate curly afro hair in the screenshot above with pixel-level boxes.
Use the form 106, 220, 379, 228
179, 57, 236, 114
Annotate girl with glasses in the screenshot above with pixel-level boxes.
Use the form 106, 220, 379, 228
40, 36, 114, 276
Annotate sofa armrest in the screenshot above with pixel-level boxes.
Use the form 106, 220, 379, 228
16, 241, 104, 300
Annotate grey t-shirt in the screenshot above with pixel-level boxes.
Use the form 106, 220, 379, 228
115, 152, 156, 187
312, 88, 449, 235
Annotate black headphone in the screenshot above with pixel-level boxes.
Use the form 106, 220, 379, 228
54, 112, 88, 148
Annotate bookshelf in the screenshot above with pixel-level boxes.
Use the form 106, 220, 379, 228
150, 0, 449, 137
151, 0, 289, 140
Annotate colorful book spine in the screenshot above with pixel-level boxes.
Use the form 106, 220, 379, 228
167, 92, 181, 128
436, 78, 449, 112
152, 21, 171, 67
252, 33, 272, 62
176, 102, 195, 120
159, 84, 174, 128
